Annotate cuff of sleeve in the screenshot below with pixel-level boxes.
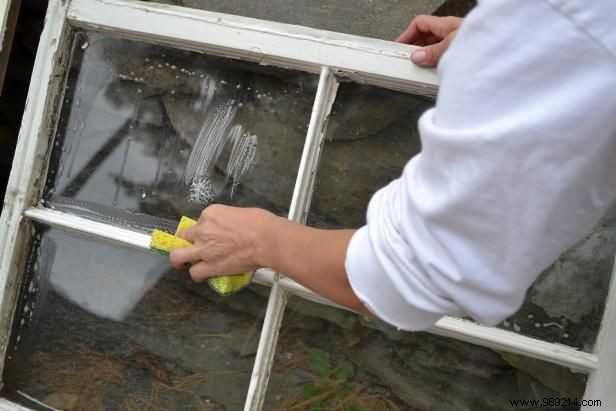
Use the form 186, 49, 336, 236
345, 226, 443, 331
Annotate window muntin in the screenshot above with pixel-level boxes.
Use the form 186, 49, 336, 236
44, 32, 317, 232
4, 224, 270, 409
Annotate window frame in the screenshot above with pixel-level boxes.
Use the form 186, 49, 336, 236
0, 0, 614, 409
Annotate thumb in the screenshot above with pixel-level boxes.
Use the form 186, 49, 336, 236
411, 36, 452, 67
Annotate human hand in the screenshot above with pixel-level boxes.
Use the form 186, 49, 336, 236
396, 15, 463, 67
169, 204, 279, 282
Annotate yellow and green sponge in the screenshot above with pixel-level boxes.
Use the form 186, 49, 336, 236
150, 216, 254, 296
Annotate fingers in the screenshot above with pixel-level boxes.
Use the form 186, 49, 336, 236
169, 245, 201, 269
176, 224, 197, 242
189, 261, 225, 282
396, 19, 420, 44
416, 16, 462, 41
411, 33, 453, 67
396, 15, 461, 44
396, 15, 461, 67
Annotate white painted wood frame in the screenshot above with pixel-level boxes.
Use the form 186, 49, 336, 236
0, 0, 613, 409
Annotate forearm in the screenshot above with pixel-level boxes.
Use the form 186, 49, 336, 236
260, 216, 369, 314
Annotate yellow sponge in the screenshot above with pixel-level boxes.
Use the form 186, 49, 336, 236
150, 229, 192, 256
150, 216, 254, 296
176, 215, 197, 233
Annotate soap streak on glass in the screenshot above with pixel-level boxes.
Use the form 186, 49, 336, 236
226, 128, 257, 198
183, 99, 239, 205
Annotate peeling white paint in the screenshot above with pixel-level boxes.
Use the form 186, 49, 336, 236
0, 0, 71, 386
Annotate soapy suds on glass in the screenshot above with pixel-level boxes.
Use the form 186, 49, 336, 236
55, 37, 260, 211
226, 127, 257, 198
183, 95, 258, 204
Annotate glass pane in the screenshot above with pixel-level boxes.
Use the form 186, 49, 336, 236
3, 224, 270, 410
44, 32, 317, 232
263, 296, 587, 411
308, 81, 614, 352
146, 1, 475, 41
307, 82, 432, 228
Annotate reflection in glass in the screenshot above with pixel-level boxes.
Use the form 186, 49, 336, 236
3, 225, 270, 410
44, 32, 317, 232
264, 296, 586, 411
308, 82, 614, 352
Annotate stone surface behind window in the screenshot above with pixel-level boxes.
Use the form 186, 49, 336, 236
263, 295, 586, 411
147, 0, 475, 41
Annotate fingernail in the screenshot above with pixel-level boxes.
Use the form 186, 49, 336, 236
411, 50, 426, 64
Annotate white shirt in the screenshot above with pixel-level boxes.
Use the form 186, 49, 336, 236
345, 0, 616, 331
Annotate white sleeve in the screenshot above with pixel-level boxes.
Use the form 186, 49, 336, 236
345, 0, 616, 331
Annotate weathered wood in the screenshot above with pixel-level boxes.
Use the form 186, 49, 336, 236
0, 0, 22, 95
